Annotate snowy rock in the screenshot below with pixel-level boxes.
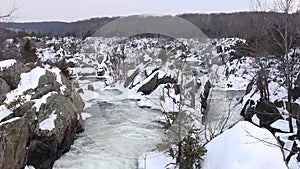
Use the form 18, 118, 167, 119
27, 84, 84, 169
39, 110, 57, 131
0, 59, 16, 71
0, 61, 29, 90
202, 121, 288, 169
31, 70, 61, 100
0, 65, 84, 169
87, 84, 95, 91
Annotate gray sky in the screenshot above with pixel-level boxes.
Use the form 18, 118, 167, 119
0, 0, 253, 22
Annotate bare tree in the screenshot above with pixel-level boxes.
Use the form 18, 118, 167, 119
0, 2, 18, 21
270, 0, 300, 133
203, 96, 239, 142
247, 0, 300, 133
251, 0, 271, 11
273, 0, 300, 13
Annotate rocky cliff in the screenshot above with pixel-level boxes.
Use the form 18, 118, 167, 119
0, 58, 84, 169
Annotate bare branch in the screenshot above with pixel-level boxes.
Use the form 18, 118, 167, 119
273, 0, 300, 13
0, 4, 18, 21
251, 0, 271, 11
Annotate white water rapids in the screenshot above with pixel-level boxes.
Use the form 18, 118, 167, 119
53, 86, 164, 169
53, 79, 244, 169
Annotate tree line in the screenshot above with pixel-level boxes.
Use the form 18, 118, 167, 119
1, 12, 300, 38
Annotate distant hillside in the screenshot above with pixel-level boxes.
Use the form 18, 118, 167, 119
180, 12, 300, 38
1, 12, 299, 38
0, 17, 117, 37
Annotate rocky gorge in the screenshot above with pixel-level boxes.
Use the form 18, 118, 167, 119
0, 31, 299, 169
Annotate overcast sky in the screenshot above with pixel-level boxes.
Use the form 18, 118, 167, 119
0, 0, 253, 22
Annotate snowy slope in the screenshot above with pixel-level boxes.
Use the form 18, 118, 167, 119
202, 121, 288, 169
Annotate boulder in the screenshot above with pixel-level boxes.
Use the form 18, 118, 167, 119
77, 88, 84, 94
0, 118, 29, 169
216, 45, 223, 53
0, 78, 10, 103
67, 61, 76, 68
87, 85, 95, 91
27, 93, 83, 169
138, 73, 159, 95
1, 102, 34, 123
292, 87, 300, 100
0, 78, 10, 94
137, 71, 178, 95
256, 99, 282, 128
157, 75, 177, 85
0, 62, 30, 90
0, 66, 84, 169
274, 101, 300, 120
97, 68, 105, 76
241, 99, 256, 121
31, 70, 61, 100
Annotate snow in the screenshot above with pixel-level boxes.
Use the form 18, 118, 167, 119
39, 110, 57, 131
251, 114, 260, 126
69, 67, 96, 76
48, 67, 67, 93
33, 36, 299, 169
0, 105, 13, 122
295, 98, 300, 105
136, 85, 180, 113
33, 92, 57, 112
268, 81, 288, 102
202, 121, 288, 169
288, 155, 300, 169
241, 88, 261, 106
5, 67, 46, 103
37, 47, 57, 62
79, 90, 100, 102
274, 119, 299, 160
283, 139, 294, 158
81, 112, 92, 120
271, 119, 295, 132
138, 152, 174, 169
24, 165, 36, 169
0, 59, 17, 71
0, 117, 20, 126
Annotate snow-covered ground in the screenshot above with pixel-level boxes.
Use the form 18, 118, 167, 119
202, 121, 288, 169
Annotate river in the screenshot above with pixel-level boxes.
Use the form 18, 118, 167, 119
53, 85, 164, 169
53, 79, 244, 169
